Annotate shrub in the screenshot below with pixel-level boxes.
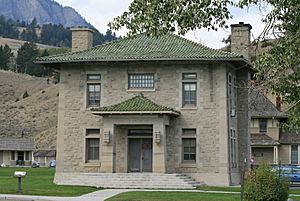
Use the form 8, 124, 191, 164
243, 164, 289, 201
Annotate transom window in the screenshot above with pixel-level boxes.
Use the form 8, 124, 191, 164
128, 74, 154, 89
87, 74, 101, 81
259, 119, 268, 133
183, 73, 197, 80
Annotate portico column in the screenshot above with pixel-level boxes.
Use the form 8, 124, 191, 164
101, 120, 115, 172
273, 146, 278, 164
152, 116, 167, 173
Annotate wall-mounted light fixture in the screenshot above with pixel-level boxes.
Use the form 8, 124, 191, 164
155, 131, 161, 144
104, 131, 110, 143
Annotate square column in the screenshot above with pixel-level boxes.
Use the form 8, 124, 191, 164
273, 146, 278, 164
100, 121, 115, 172
152, 116, 168, 173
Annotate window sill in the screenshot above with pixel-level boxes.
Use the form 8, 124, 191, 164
179, 162, 197, 168
181, 106, 198, 110
127, 89, 155, 93
83, 162, 101, 167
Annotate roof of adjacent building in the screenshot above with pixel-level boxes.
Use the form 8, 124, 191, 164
251, 134, 280, 146
0, 137, 35, 151
92, 94, 180, 115
249, 87, 287, 118
279, 130, 300, 144
36, 33, 246, 64
33, 150, 56, 157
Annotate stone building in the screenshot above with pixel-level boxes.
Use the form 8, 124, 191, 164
36, 23, 252, 187
250, 87, 300, 165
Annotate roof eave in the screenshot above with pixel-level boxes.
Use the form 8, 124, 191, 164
92, 110, 180, 116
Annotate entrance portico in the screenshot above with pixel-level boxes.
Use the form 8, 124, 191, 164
92, 95, 180, 173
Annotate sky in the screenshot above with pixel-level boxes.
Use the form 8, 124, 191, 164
55, 0, 270, 49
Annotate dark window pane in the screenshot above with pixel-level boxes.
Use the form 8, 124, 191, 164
259, 119, 268, 133
291, 145, 298, 164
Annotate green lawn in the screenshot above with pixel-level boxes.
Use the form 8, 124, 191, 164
106, 191, 241, 201
0, 167, 100, 196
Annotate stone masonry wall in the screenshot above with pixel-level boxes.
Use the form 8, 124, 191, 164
55, 61, 246, 186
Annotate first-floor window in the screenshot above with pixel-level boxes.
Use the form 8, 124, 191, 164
86, 139, 99, 161
230, 129, 238, 168
86, 129, 100, 162
182, 138, 196, 162
291, 145, 298, 164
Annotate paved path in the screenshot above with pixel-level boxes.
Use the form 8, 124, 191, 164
1, 189, 300, 201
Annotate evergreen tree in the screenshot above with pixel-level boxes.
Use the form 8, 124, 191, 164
0, 44, 12, 70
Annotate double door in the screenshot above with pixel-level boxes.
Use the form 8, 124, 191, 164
128, 138, 153, 172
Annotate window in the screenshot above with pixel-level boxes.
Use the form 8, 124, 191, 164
291, 145, 298, 164
85, 129, 100, 162
259, 119, 268, 133
229, 129, 238, 168
11, 151, 15, 160
87, 74, 101, 107
182, 128, 196, 162
182, 73, 197, 106
228, 73, 237, 117
128, 74, 154, 89
25, 151, 30, 161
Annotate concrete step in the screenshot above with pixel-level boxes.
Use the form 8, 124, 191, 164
54, 173, 202, 189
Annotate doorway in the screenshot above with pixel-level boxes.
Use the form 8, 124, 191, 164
128, 138, 153, 172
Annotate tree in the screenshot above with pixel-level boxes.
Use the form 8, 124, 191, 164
110, 0, 300, 127
0, 45, 12, 70
16, 42, 39, 75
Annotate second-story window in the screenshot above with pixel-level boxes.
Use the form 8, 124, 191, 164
87, 74, 101, 107
128, 74, 154, 89
182, 73, 197, 106
259, 119, 268, 133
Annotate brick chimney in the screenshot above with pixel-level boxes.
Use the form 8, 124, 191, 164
230, 22, 252, 60
70, 27, 94, 52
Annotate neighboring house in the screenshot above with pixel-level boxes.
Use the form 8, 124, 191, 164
36, 23, 252, 187
0, 137, 35, 166
33, 150, 56, 167
249, 87, 299, 165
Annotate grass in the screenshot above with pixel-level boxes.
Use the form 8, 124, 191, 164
196, 185, 241, 192
106, 191, 241, 201
0, 167, 100, 196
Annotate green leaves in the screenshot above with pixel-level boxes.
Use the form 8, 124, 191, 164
109, 0, 233, 36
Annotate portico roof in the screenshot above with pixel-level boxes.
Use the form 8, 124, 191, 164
92, 95, 180, 116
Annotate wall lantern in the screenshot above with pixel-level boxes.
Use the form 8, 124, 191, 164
155, 131, 161, 144
104, 131, 111, 143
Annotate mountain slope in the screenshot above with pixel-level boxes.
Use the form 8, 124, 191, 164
0, 70, 58, 149
0, 0, 92, 28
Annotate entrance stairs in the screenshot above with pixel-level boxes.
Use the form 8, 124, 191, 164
55, 173, 202, 189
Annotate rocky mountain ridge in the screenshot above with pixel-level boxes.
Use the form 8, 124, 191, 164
0, 0, 92, 28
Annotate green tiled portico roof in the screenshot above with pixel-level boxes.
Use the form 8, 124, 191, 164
92, 95, 180, 115
36, 33, 245, 64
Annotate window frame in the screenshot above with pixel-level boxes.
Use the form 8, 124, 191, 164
182, 73, 197, 107
291, 144, 298, 164
259, 119, 268, 133
128, 73, 155, 89
182, 128, 197, 163
229, 129, 238, 168
86, 74, 101, 108
85, 129, 100, 163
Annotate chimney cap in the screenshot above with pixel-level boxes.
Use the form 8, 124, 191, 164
230, 22, 252, 29
70, 27, 95, 33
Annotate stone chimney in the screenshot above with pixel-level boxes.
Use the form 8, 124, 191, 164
70, 27, 94, 52
230, 22, 252, 60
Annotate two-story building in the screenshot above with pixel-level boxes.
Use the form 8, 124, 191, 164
36, 22, 252, 187
250, 87, 300, 165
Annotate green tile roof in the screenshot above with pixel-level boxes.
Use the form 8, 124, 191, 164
92, 94, 180, 115
36, 33, 244, 64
